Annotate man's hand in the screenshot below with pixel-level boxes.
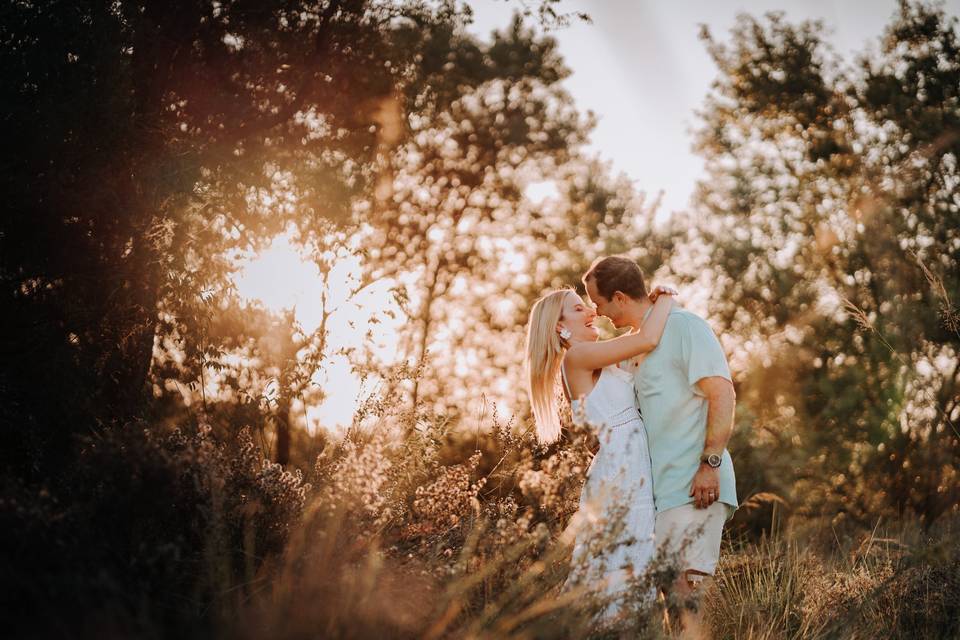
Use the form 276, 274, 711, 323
649, 284, 678, 303
689, 463, 720, 509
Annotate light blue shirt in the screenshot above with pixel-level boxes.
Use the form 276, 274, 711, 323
633, 307, 738, 516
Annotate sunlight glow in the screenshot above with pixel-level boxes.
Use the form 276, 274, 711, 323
232, 229, 406, 431
524, 180, 559, 203
232, 233, 324, 330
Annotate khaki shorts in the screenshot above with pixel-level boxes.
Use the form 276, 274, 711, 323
654, 501, 731, 576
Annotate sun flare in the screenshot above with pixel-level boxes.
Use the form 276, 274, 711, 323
232, 229, 406, 430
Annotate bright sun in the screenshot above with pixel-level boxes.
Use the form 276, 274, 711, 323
232, 229, 405, 431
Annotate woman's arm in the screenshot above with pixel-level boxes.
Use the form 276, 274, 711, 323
565, 292, 676, 371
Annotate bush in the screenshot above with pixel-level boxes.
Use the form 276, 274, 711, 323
1, 421, 309, 638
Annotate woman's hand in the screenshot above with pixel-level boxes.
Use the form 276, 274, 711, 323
649, 284, 679, 303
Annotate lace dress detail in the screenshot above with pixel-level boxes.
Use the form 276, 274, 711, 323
561, 364, 657, 621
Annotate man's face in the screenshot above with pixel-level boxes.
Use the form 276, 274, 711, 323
585, 278, 627, 328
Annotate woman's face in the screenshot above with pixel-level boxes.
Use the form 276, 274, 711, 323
558, 293, 599, 342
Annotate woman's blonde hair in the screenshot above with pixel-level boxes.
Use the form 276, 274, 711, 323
525, 288, 574, 444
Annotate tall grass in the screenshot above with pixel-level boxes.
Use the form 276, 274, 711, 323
6, 392, 959, 639
214, 405, 960, 640
706, 515, 960, 640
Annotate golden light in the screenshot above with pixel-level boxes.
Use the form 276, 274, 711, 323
232, 231, 324, 329
523, 180, 559, 203
232, 228, 406, 431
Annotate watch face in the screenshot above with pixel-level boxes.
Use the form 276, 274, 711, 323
708, 453, 722, 467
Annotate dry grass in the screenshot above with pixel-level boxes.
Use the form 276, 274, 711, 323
209, 406, 960, 640
6, 393, 958, 639
706, 517, 960, 640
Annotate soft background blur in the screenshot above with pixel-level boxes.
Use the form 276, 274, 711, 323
2, 1, 959, 638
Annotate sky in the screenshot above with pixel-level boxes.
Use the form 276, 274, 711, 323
467, 0, 960, 219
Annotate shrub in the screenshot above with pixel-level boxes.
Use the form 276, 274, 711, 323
1, 421, 309, 638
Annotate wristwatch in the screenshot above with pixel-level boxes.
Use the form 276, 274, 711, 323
700, 452, 722, 468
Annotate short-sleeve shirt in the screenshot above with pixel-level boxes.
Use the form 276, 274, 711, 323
633, 307, 738, 516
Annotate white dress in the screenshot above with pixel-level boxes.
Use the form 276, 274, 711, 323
561, 364, 656, 620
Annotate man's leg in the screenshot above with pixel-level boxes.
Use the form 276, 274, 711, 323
655, 502, 728, 638
674, 569, 713, 639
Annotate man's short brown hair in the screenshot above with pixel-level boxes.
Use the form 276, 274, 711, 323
582, 255, 648, 301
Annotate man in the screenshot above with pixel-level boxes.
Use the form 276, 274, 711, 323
582, 255, 737, 632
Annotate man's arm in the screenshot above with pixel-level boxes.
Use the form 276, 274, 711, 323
678, 313, 735, 509
689, 376, 735, 508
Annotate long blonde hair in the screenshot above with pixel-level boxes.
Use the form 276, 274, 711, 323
525, 288, 574, 444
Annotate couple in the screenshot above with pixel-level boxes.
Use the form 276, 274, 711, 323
525, 255, 737, 627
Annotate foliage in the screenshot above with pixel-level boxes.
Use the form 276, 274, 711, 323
689, 0, 960, 527
1, 421, 310, 638
707, 517, 960, 639
1, 0, 430, 475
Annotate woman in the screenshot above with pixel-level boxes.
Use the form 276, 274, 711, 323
524, 285, 676, 621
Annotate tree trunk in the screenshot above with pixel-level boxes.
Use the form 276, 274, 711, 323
410, 257, 442, 412
275, 396, 292, 466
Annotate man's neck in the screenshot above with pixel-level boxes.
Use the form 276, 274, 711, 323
623, 297, 654, 332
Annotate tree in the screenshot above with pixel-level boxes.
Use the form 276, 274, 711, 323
0, 0, 515, 475
691, 1, 960, 524
351, 14, 581, 416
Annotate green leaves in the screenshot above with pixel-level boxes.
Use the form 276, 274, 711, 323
692, 1, 960, 526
